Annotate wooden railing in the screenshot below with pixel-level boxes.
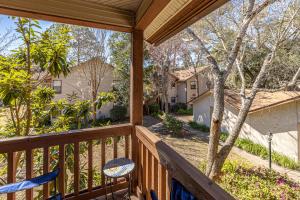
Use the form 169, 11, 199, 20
135, 126, 235, 200
0, 124, 132, 200
0, 124, 235, 200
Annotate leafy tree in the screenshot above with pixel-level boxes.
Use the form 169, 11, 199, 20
108, 32, 131, 106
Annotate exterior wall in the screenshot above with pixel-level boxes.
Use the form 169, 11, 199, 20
193, 94, 300, 161
53, 65, 114, 118
186, 73, 210, 106
168, 75, 178, 105
186, 77, 198, 104
193, 93, 213, 126
177, 82, 187, 104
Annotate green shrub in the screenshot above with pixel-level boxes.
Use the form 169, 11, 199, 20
188, 121, 210, 132
176, 108, 193, 115
148, 103, 160, 114
217, 160, 300, 200
171, 103, 187, 112
163, 114, 183, 136
110, 105, 127, 121
220, 132, 300, 170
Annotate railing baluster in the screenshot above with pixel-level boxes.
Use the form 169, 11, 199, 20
153, 158, 159, 195
43, 147, 49, 200
59, 145, 65, 198
113, 137, 118, 158
88, 140, 93, 191
166, 170, 171, 200
7, 152, 16, 200
113, 137, 118, 184
125, 135, 129, 158
142, 145, 147, 195
26, 149, 33, 200
101, 138, 106, 186
74, 142, 80, 196
146, 150, 152, 200
138, 140, 142, 189
159, 165, 166, 200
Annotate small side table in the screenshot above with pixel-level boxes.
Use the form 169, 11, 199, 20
103, 158, 135, 200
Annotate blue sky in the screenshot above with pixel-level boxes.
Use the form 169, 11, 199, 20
0, 14, 54, 54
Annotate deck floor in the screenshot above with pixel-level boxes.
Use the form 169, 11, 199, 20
93, 189, 138, 200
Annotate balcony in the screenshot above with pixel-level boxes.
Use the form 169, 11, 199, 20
0, 0, 233, 199
0, 124, 233, 200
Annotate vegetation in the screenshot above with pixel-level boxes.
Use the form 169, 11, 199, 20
149, 103, 160, 115
110, 105, 127, 122
176, 108, 193, 115
188, 121, 210, 132
162, 114, 183, 136
200, 160, 300, 200
220, 132, 300, 170
171, 103, 187, 113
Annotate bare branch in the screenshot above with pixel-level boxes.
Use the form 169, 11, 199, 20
186, 28, 220, 75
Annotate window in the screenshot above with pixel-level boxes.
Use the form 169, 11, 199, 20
190, 81, 196, 89
171, 97, 176, 103
53, 80, 62, 94
171, 82, 176, 88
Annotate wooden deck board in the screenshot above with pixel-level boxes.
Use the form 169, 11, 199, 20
94, 189, 138, 200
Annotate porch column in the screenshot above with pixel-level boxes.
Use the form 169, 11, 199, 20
130, 29, 144, 189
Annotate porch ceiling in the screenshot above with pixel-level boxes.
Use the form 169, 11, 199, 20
0, 0, 228, 45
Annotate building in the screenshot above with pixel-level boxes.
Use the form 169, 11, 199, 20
51, 58, 114, 118
193, 90, 300, 161
168, 67, 211, 107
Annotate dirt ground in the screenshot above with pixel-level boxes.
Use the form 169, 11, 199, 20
143, 115, 242, 167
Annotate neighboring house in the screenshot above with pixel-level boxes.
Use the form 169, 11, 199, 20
193, 90, 300, 161
50, 58, 114, 118
168, 67, 211, 107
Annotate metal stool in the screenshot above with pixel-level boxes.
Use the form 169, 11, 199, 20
103, 158, 135, 200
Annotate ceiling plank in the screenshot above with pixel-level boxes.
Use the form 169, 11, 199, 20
146, 0, 228, 45
135, 0, 170, 30
0, 0, 134, 32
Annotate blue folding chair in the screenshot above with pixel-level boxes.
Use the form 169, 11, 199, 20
0, 168, 61, 200
150, 178, 196, 200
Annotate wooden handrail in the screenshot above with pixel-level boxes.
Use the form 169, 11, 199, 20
135, 126, 235, 200
0, 124, 133, 200
0, 124, 131, 153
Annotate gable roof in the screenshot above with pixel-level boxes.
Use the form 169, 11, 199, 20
193, 89, 300, 114
171, 66, 209, 82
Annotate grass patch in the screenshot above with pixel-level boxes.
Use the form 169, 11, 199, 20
220, 132, 300, 170
188, 121, 210, 132
199, 160, 300, 200
176, 108, 193, 115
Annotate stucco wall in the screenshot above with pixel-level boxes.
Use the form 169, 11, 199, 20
193, 94, 300, 161
193, 93, 213, 126
53, 65, 114, 118
177, 82, 187, 103
168, 75, 178, 104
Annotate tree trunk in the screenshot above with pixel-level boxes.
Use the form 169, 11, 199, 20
210, 97, 253, 179
206, 73, 225, 178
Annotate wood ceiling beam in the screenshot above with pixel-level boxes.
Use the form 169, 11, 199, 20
135, 0, 170, 30
146, 0, 228, 45
0, 0, 134, 32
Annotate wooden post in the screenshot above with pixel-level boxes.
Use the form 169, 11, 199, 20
130, 29, 144, 191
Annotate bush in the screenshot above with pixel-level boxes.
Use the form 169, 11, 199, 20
177, 108, 193, 115
217, 160, 300, 200
163, 114, 183, 136
220, 132, 300, 170
110, 105, 127, 121
188, 121, 210, 132
148, 103, 160, 114
171, 103, 187, 112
